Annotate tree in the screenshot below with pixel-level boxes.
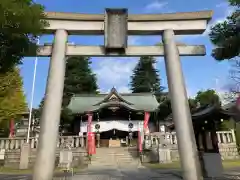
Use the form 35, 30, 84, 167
62, 56, 99, 107
130, 56, 164, 93
0, 68, 27, 131
158, 96, 199, 120
0, 0, 48, 72
32, 97, 44, 126
36, 57, 99, 128
158, 96, 171, 120
62, 56, 99, 129
194, 89, 220, 106
209, 0, 240, 60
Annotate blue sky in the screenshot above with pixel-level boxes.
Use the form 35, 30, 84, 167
20, 0, 234, 108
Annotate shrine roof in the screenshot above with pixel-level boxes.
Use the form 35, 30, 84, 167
164, 101, 237, 123
67, 88, 159, 113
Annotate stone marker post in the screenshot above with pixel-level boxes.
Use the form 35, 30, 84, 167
19, 143, 30, 169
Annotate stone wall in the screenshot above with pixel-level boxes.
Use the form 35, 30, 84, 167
3, 148, 88, 169
219, 143, 239, 160
0, 136, 88, 169
144, 130, 239, 163
162, 144, 239, 162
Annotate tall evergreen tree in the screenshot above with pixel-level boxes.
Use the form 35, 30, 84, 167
0, 68, 27, 135
62, 56, 99, 107
209, 0, 239, 60
130, 56, 163, 93
37, 57, 98, 126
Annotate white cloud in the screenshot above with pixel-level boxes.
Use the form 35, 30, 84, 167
94, 56, 165, 93
145, 0, 168, 12
203, 2, 235, 36
128, 36, 141, 45
93, 34, 165, 94
93, 36, 147, 92
117, 86, 131, 93
186, 88, 197, 98
175, 2, 236, 42
215, 2, 227, 8
94, 57, 138, 92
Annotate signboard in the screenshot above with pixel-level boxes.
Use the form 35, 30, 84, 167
0, 149, 5, 160
60, 150, 73, 164
203, 153, 223, 178
143, 112, 150, 134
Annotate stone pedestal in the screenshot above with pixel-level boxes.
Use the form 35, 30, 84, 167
59, 150, 73, 170
158, 148, 172, 163
202, 153, 223, 178
19, 143, 30, 169
0, 149, 5, 166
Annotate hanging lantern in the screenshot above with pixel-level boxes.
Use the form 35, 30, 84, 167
128, 122, 133, 129
128, 111, 131, 121
97, 112, 99, 122
95, 124, 100, 133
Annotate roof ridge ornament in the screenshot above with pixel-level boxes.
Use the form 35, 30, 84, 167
93, 87, 134, 106
111, 87, 117, 93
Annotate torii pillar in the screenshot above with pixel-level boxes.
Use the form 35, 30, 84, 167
33, 29, 68, 180
163, 29, 202, 180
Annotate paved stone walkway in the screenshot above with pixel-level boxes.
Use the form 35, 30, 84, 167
72, 166, 182, 180
71, 166, 240, 180
1, 167, 240, 179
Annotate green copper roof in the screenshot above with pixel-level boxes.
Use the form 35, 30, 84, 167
67, 88, 159, 114
165, 101, 237, 122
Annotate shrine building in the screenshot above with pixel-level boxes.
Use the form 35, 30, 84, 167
67, 88, 159, 147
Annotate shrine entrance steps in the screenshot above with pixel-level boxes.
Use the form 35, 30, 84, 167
89, 147, 141, 168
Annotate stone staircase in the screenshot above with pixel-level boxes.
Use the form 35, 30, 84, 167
89, 147, 141, 168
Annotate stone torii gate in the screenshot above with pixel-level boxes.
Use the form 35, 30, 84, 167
31, 9, 213, 180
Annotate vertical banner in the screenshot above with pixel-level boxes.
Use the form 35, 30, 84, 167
143, 112, 150, 134
9, 119, 15, 138
88, 132, 96, 155
87, 114, 96, 155
87, 113, 93, 133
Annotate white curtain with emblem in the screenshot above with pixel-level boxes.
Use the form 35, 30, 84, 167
80, 120, 142, 132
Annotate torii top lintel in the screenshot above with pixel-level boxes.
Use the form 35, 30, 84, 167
42, 10, 213, 35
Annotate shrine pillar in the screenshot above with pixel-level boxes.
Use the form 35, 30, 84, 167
163, 29, 202, 180
33, 29, 68, 180
86, 113, 92, 150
